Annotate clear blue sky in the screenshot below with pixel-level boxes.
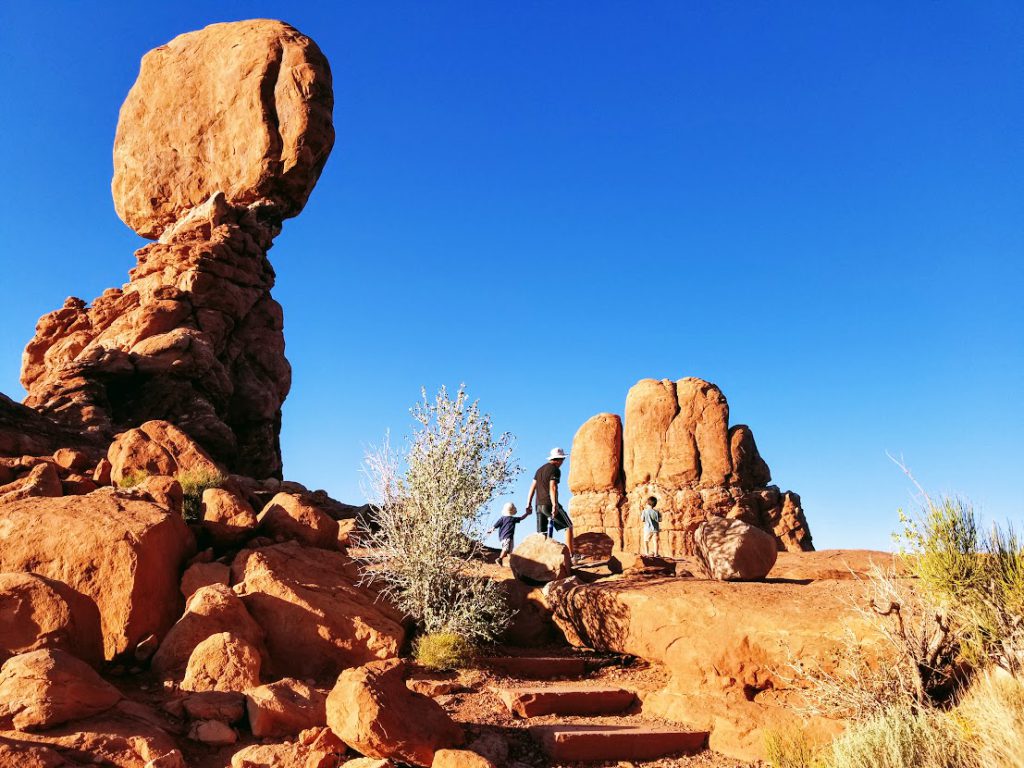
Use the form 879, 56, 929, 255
1, 2, 1021, 551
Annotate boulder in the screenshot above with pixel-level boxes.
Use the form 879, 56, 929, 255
133, 475, 184, 516
180, 632, 262, 692
151, 584, 266, 680
112, 20, 334, 239
432, 750, 496, 768
108, 421, 222, 486
0, 463, 62, 503
568, 377, 814, 558
230, 743, 330, 768
694, 516, 778, 581
0, 741, 74, 767
201, 488, 257, 545
180, 691, 245, 723
187, 719, 236, 746
0, 649, 121, 730
52, 449, 92, 474
257, 492, 340, 549
246, 678, 326, 738
0, 574, 76, 663
232, 543, 405, 679
179, 562, 230, 598
326, 659, 462, 767
509, 534, 571, 584
0, 490, 193, 661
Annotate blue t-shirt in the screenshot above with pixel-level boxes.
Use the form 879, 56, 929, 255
493, 516, 521, 540
641, 506, 661, 532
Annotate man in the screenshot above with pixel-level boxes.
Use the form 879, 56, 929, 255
526, 447, 574, 556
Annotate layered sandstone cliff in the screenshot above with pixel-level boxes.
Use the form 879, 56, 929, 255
20, 20, 334, 479
569, 377, 813, 556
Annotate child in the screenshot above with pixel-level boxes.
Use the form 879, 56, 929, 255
641, 496, 661, 556
487, 502, 530, 567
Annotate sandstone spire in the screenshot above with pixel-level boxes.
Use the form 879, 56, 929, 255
21, 20, 335, 478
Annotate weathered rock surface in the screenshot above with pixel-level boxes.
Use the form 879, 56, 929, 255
546, 574, 884, 760
22, 19, 334, 480
694, 516, 779, 581
246, 677, 326, 737
107, 421, 222, 486
232, 542, 405, 679
0, 650, 121, 731
326, 659, 463, 767
0, 574, 76, 663
151, 584, 266, 681
509, 534, 571, 584
201, 487, 258, 546
0, 393, 97, 459
0, 490, 193, 661
257, 491, 340, 549
569, 378, 813, 558
179, 561, 230, 599
180, 632, 262, 692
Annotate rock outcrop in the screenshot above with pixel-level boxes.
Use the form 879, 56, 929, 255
569, 378, 813, 558
0, 574, 77, 663
0, 490, 193, 662
21, 20, 334, 479
694, 516, 779, 581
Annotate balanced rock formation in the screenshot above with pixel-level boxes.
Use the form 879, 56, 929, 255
569, 378, 813, 558
21, 20, 334, 479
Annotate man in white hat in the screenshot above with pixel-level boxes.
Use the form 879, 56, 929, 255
526, 447, 574, 556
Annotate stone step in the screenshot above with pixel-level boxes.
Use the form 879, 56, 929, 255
496, 686, 636, 717
479, 655, 588, 679
529, 724, 708, 762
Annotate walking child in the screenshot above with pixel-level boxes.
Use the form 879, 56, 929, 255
641, 496, 661, 556
487, 502, 531, 567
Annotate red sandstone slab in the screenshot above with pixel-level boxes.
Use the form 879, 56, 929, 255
529, 724, 708, 762
497, 686, 636, 717
480, 656, 588, 679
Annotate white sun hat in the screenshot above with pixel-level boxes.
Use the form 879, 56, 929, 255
547, 447, 569, 460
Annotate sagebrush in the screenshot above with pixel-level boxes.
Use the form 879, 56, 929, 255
413, 631, 475, 671
358, 385, 520, 641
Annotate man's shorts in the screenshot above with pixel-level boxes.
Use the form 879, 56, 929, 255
537, 504, 553, 534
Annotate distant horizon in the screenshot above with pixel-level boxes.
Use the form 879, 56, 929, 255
1, 1, 1021, 551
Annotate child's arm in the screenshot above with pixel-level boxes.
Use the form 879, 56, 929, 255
517, 512, 530, 521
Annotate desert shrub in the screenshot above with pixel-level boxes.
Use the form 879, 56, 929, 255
956, 671, 1024, 768
359, 385, 520, 642
822, 706, 968, 768
176, 467, 224, 523
896, 494, 1024, 678
116, 469, 149, 488
413, 631, 475, 671
764, 727, 823, 768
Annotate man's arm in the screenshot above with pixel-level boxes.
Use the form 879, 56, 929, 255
526, 479, 537, 509
550, 479, 558, 510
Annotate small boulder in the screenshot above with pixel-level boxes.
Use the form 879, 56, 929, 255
180, 561, 230, 599
509, 534, 571, 583
0, 649, 121, 730
0, 463, 62, 502
0, 573, 76, 663
134, 475, 184, 516
188, 719, 237, 745
180, 690, 245, 722
52, 448, 92, 474
230, 744, 318, 768
201, 487, 258, 546
93, 458, 113, 486
246, 677, 326, 737
180, 632, 261, 692
257, 492, 340, 549
694, 516, 778, 581
151, 583, 266, 680
326, 659, 462, 767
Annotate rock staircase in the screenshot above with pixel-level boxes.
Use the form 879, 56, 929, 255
481, 653, 708, 764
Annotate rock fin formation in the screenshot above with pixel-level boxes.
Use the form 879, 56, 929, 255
20, 20, 335, 479
569, 377, 813, 557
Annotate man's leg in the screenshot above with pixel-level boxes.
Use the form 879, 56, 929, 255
566, 525, 574, 555
537, 505, 552, 537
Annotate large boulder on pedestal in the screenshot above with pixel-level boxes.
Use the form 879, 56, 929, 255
232, 542, 405, 679
509, 534, 571, 584
695, 516, 778, 581
326, 659, 462, 767
0, 490, 193, 661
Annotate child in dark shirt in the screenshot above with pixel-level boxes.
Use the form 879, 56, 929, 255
487, 502, 531, 567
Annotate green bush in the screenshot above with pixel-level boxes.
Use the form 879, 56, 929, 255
116, 469, 150, 489
413, 631, 475, 671
176, 468, 224, 523
897, 496, 1024, 677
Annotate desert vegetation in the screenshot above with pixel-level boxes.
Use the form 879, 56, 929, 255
769, 484, 1024, 768
358, 385, 521, 665
177, 467, 224, 523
